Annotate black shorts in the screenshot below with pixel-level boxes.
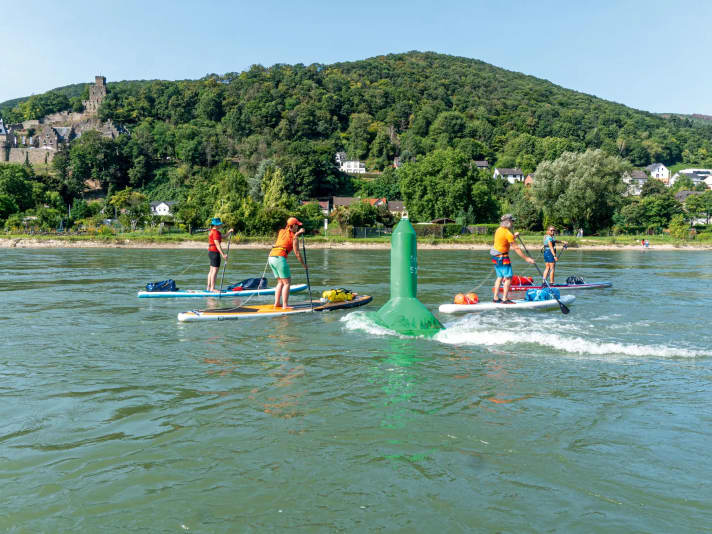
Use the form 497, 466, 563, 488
209, 251, 221, 268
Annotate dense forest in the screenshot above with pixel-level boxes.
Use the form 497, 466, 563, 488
2, 51, 712, 234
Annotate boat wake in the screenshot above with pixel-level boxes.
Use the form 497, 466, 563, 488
435, 314, 711, 359
342, 310, 711, 359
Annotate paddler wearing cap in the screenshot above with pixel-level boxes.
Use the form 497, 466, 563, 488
268, 216, 307, 309
206, 217, 234, 292
490, 214, 535, 304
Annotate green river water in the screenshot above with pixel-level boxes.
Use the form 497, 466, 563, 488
1, 247, 711, 532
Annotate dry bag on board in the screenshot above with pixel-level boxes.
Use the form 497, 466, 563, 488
145, 279, 178, 292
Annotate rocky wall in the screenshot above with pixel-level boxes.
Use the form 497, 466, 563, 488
4, 148, 54, 164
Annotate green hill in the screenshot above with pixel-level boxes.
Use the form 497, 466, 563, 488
2, 51, 712, 233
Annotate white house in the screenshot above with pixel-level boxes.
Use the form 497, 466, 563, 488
670, 168, 712, 187
340, 160, 366, 174
646, 163, 670, 183
493, 167, 524, 184
335, 152, 347, 166
623, 170, 648, 196
150, 201, 176, 216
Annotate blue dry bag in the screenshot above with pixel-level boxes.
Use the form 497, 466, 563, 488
524, 287, 561, 301
145, 279, 178, 292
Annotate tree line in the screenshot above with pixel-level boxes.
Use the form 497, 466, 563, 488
1, 51, 712, 234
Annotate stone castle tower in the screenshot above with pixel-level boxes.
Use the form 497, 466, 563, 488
83, 76, 107, 115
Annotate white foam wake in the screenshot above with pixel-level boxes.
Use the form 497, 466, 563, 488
435, 327, 709, 358
340, 311, 401, 337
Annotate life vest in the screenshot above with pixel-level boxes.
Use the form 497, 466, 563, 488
269, 229, 295, 257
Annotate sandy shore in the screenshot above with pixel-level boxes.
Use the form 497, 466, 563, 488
1, 237, 710, 251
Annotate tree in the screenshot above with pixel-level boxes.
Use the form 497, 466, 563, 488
261, 166, 296, 210
109, 188, 150, 231
532, 149, 630, 232
399, 148, 495, 222
668, 214, 690, 240
0, 164, 34, 211
640, 178, 667, 197
685, 190, 712, 224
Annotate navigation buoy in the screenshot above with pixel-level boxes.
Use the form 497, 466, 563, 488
373, 218, 443, 336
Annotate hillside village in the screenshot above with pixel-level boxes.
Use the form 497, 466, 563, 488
0, 76, 122, 165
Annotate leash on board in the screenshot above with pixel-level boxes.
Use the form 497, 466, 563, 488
302, 237, 314, 311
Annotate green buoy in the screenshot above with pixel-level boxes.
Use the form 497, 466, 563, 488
372, 218, 444, 337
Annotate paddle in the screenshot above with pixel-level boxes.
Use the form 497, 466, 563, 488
301, 237, 314, 311
517, 235, 570, 314
218, 232, 233, 293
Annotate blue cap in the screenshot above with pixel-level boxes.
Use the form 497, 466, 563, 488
211, 217, 223, 226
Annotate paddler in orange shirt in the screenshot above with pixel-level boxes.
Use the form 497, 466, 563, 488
490, 214, 535, 303
268, 216, 307, 309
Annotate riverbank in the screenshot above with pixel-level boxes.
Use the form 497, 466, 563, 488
2, 236, 711, 250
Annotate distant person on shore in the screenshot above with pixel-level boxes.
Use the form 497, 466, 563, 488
577, 228, 584, 238
491, 214, 535, 304
542, 226, 567, 284
268, 216, 306, 309
207, 217, 233, 292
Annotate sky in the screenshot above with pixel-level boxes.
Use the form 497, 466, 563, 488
1, 0, 711, 114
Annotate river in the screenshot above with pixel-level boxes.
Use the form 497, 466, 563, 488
1, 247, 710, 532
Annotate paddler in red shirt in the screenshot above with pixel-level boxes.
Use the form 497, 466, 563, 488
268, 216, 306, 308
207, 217, 233, 292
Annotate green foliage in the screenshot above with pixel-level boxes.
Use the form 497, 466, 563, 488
109, 188, 150, 230
640, 178, 667, 197
399, 148, 498, 222
7, 51, 712, 235
353, 167, 401, 199
296, 202, 326, 234
0, 164, 34, 211
668, 214, 690, 240
684, 190, 712, 223
532, 149, 630, 232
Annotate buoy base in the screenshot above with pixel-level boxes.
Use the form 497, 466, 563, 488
373, 297, 444, 337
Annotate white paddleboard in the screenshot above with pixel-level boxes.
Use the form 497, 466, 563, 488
439, 294, 576, 314
138, 284, 308, 298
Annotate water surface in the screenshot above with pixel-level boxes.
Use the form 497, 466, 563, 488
1, 248, 711, 532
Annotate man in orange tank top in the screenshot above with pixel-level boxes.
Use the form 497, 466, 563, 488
268, 216, 306, 308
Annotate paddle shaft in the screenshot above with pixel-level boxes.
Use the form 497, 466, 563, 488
517, 236, 569, 314
301, 237, 313, 310
218, 232, 233, 293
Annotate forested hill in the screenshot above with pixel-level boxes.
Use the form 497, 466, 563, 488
3, 51, 712, 203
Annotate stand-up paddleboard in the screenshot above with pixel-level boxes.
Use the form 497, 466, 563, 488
138, 284, 308, 298
178, 294, 373, 322
501, 281, 611, 299
439, 294, 575, 314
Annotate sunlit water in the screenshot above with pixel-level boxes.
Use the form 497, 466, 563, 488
1, 247, 711, 532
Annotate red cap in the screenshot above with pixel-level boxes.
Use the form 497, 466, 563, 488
286, 217, 302, 226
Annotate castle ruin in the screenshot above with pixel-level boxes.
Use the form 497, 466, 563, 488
83, 76, 107, 115
1, 75, 121, 165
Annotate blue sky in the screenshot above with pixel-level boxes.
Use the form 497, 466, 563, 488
2, 0, 710, 114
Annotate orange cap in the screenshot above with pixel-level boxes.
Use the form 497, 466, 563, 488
287, 217, 302, 226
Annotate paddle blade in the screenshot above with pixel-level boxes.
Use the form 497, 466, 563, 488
558, 300, 570, 314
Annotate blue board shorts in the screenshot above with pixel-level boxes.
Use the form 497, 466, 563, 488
543, 249, 556, 263
268, 255, 291, 279
493, 255, 513, 278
